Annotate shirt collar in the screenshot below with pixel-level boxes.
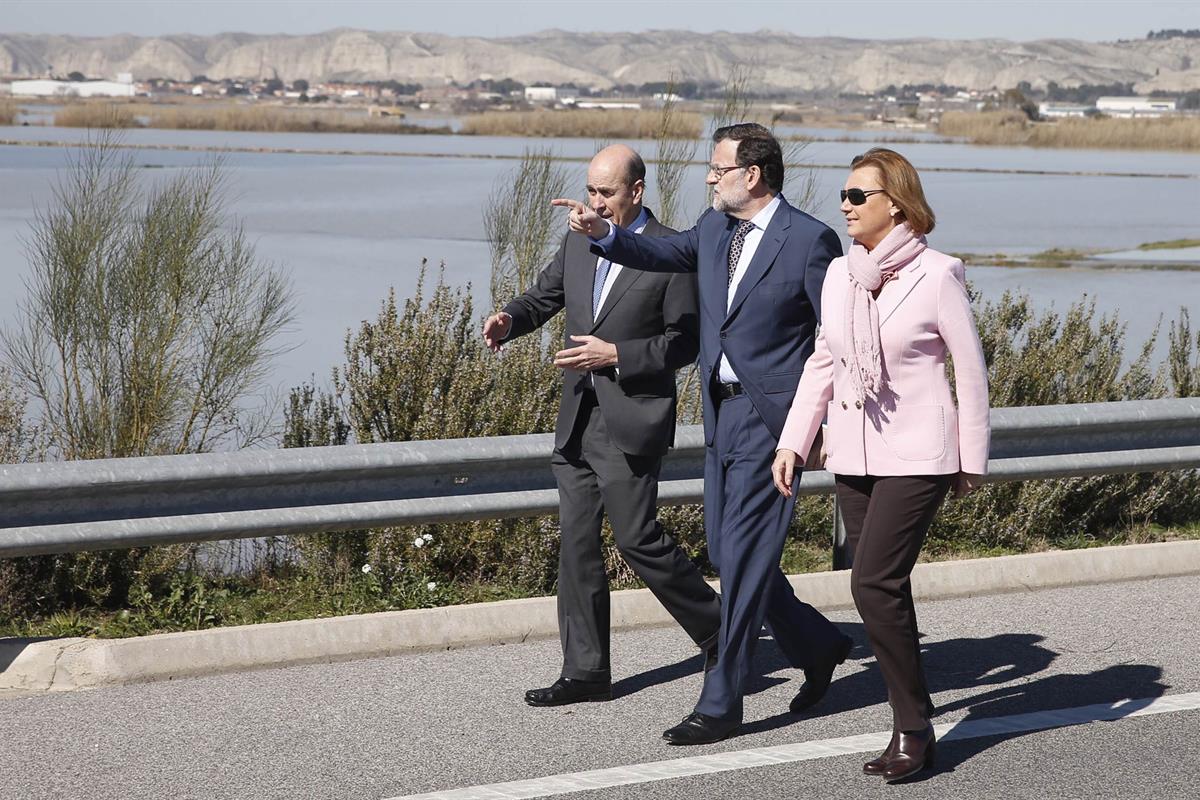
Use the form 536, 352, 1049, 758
619, 206, 649, 233
746, 194, 781, 231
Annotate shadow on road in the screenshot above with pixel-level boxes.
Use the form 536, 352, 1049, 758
610, 623, 1165, 765
911, 662, 1168, 782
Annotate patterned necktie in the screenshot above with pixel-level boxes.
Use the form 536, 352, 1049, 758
592, 257, 612, 319
727, 220, 756, 285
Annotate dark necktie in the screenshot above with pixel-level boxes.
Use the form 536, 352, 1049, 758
727, 220, 756, 285
592, 257, 612, 319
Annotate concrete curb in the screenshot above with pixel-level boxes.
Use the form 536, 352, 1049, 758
3, 540, 1198, 699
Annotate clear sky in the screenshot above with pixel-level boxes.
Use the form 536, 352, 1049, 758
4, 0, 1199, 42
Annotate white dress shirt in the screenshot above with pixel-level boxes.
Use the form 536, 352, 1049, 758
594, 207, 649, 321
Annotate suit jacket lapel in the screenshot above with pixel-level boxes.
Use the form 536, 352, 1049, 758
724, 201, 791, 323
590, 211, 662, 330
590, 264, 642, 331
878, 256, 927, 327
703, 217, 737, 328
566, 237, 597, 326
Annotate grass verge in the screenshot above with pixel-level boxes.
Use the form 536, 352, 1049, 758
5, 523, 1196, 641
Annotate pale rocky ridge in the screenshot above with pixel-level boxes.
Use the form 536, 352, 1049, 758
1, 29, 1198, 93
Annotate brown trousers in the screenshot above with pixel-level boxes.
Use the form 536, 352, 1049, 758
835, 474, 952, 732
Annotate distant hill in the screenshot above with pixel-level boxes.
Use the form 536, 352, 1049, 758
2, 29, 1198, 93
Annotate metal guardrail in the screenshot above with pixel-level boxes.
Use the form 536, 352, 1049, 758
0, 398, 1197, 559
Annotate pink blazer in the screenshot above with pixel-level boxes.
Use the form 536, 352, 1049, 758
778, 247, 990, 476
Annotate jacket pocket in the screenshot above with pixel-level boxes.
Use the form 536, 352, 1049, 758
881, 405, 947, 461
766, 281, 802, 302
759, 371, 802, 394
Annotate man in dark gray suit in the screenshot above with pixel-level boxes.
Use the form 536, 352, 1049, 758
484, 144, 721, 707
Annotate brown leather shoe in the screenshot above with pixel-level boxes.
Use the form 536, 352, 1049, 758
863, 728, 899, 775
882, 724, 936, 783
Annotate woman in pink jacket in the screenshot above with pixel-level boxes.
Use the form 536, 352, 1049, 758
772, 148, 990, 783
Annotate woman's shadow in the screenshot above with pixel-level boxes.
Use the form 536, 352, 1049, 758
615, 623, 1166, 773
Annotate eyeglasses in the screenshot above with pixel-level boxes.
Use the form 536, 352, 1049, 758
708, 164, 745, 178
840, 188, 887, 205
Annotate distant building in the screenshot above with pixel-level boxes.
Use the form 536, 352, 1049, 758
12, 77, 137, 98
571, 100, 641, 110
1096, 96, 1177, 118
1038, 102, 1094, 119
524, 86, 558, 103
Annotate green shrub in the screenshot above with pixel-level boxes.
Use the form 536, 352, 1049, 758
0, 137, 293, 620
282, 264, 566, 596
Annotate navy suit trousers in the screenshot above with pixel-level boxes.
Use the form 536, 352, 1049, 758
695, 393, 846, 722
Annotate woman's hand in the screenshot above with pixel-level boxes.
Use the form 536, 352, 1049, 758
953, 472, 984, 498
772, 449, 799, 497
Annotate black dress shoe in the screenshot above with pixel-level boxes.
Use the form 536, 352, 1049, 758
863, 729, 899, 775
789, 634, 853, 713
662, 712, 740, 745
881, 725, 936, 783
524, 677, 612, 707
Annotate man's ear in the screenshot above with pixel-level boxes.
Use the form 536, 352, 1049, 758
631, 179, 645, 205
745, 165, 762, 192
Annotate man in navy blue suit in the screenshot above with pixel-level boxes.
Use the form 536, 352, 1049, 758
553, 123, 853, 744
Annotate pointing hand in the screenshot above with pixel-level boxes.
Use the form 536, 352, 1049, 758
551, 198, 609, 239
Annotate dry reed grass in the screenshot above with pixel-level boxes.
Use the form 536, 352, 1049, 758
54, 103, 138, 128
939, 110, 1200, 150
461, 109, 702, 139
147, 105, 438, 134
54, 102, 445, 134
0, 99, 17, 126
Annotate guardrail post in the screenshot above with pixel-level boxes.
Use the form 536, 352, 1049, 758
831, 495, 851, 570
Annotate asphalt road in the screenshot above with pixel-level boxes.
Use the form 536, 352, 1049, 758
3, 574, 1198, 800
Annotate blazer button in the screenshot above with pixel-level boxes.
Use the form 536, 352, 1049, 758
841, 401, 848, 410
720, 332, 727, 339
855, 400, 862, 409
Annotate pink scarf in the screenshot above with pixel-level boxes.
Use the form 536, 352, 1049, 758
844, 222, 927, 402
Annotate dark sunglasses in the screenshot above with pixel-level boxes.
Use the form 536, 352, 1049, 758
840, 188, 887, 205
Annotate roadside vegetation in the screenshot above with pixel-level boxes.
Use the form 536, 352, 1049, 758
0, 136, 294, 632
0, 99, 17, 126
938, 110, 1200, 150
2, 78, 1199, 640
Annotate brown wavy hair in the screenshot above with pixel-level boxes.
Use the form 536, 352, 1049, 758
850, 148, 936, 235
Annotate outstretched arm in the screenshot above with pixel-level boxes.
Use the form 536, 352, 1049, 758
551, 197, 704, 274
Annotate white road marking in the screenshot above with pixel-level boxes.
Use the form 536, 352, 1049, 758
386, 691, 1200, 800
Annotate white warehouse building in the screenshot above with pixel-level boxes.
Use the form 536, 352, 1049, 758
12, 75, 137, 98
524, 86, 558, 102
1095, 96, 1178, 118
